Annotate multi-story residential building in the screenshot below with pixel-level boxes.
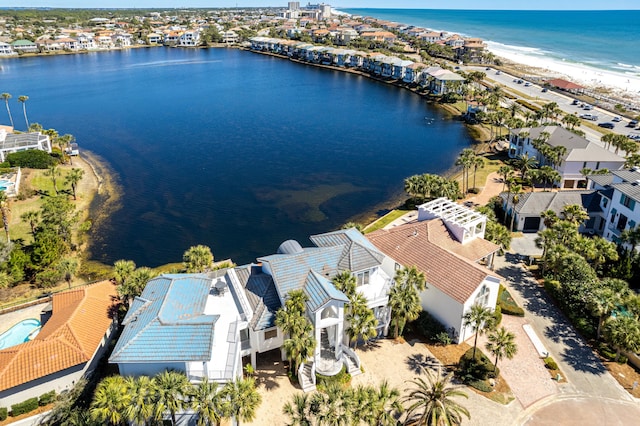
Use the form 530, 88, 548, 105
508, 126, 625, 189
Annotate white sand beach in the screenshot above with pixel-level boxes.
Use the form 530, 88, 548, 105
486, 41, 640, 95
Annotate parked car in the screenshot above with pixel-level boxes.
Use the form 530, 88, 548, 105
572, 99, 580, 105
612, 116, 622, 122
582, 104, 593, 110
598, 122, 615, 129
580, 114, 599, 121
628, 133, 640, 141
541, 88, 548, 92
495, 70, 501, 75
628, 120, 639, 127
516, 79, 524, 84
524, 82, 531, 87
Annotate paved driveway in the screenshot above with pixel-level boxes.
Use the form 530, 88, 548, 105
493, 253, 640, 424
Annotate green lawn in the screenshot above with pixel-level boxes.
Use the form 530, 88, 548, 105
363, 209, 411, 234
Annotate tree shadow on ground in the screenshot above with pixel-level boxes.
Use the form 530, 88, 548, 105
254, 350, 286, 391
405, 352, 441, 375
544, 323, 607, 375
495, 254, 555, 320
357, 339, 382, 353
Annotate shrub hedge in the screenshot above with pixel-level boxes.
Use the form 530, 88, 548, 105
11, 397, 38, 417
459, 347, 499, 380
466, 379, 492, 392
493, 305, 503, 325
316, 366, 351, 390
498, 286, 525, 317
6, 150, 56, 169
0, 407, 7, 421
38, 390, 56, 406
411, 311, 447, 343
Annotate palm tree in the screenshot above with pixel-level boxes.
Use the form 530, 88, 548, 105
282, 321, 316, 374
183, 244, 214, 273
370, 380, 403, 425
604, 316, 640, 362
1, 93, 13, 128
312, 383, 350, 425
540, 209, 558, 228
0, 190, 10, 243
455, 149, 474, 194
471, 155, 485, 192
332, 270, 356, 297
509, 184, 523, 231
588, 284, 624, 341
516, 153, 538, 180
485, 326, 518, 372
125, 375, 158, 426
120, 267, 157, 304
47, 164, 60, 195
560, 204, 589, 227
403, 368, 470, 426
191, 377, 228, 426
65, 168, 84, 200
463, 304, 495, 359
395, 265, 427, 292
283, 393, 312, 426
222, 377, 262, 426
113, 259, 136, 286
18, 95, 29, 129
56, 258, 78, 288
561, 113, 580, 130
20, 210, 39, 235
497, 165, 514, 193
389, 281, 421, 339
155, 370, 191, 426
90, 375, 131, 425
346, 294, 378, 350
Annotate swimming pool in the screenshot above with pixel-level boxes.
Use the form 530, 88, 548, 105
0, 318, 41, 350
0, 179, 14, 191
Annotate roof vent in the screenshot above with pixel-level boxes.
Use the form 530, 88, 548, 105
634, 179, 640, 186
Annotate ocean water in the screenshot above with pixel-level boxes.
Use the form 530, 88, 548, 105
0, 47, 472, 267
341, 9, 640, 76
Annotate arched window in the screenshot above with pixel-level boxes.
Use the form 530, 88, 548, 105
475, 285, 490, 307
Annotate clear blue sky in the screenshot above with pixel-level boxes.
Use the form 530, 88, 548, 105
8, 1, 640, 10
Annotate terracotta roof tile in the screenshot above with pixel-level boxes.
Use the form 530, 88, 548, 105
0, 281, 116, 392
367, 222, 501, 304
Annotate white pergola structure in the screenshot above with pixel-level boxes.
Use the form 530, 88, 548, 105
417, 197, 487, 244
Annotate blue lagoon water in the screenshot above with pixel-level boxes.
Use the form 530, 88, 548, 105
0, 48, 473, 266
342, 9, 640, 75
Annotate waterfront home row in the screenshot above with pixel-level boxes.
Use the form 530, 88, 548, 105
110, 198, 501, 393
249, 37, 465, 95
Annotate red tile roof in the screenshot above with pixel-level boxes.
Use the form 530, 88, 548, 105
367, 221, 501, 304
0, 281, 116, 392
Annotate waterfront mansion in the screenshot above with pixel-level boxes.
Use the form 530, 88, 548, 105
111, 198, 502, 392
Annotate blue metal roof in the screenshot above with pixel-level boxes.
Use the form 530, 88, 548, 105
110, 274, 218, 363
235, 265, 281, 331
310, 228, 385, 272
304, 271, 349, 312
258, 246, 343, 301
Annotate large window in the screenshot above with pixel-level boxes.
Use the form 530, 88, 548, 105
621, 194, 636, 210
617, 214, 628, 232
264, 329, 277, 340
356, 270, 370, 286
474, 285, 490, 307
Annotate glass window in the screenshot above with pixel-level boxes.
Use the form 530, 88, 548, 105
356, 270, 370, 286
264, 329, 277, 340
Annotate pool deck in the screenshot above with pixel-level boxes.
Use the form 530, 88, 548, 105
0, 302, 48, 335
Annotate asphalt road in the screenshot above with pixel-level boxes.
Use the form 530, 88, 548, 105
463, 65, 639, 145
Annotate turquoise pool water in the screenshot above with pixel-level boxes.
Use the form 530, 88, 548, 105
0, 318, 41, 350
0, 179, 14, 191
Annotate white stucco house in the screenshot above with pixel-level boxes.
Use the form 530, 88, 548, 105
367, 198, 502, 343
111, 228, 393, 393
588, 168, 640, 246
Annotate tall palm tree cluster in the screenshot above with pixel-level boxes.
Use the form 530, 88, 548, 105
113, 259, 158, 310
455, 149, 485, 194
1, 92, 31, 130
333, 271, 378, 350
89, 370, 261, 426
535, 206, 640, 360
403, 173, 460, 204
284, 381, 403, 426
275, 290, 317, 375
284, 369, 472, 426
389, 266, 426, 339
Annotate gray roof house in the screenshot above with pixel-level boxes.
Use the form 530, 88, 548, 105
0, 130, 52, 162
500, 190, 602, 233
508, 126, 625, 189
